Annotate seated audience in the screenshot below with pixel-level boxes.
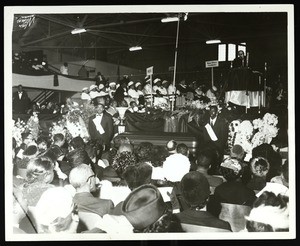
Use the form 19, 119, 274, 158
244, 191, 289, 232
195, 152, 223, 193
122, 184, 183, 232
69, 164, 114, 217
166, 140, 177, 155
208, 157, 257, 217
271, 160, 289, 188
246, 157, 270, 192
175, 171, 232, 232
21, 156, 56, 207
34, 187, 79, 233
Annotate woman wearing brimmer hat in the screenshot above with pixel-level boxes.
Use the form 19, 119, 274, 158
81, 87, 91, 100
127, 81, 140, 104
108, 82, 117, 99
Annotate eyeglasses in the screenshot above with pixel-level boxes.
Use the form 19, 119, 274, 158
86, 174, 96, 182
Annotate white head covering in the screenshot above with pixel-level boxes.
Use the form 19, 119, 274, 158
163, 153, 191, 182
128, 81, 134, 87
90, 85, 97, 91
135, 82, 141, 88
109, 82, 116, 87
98, 84, 105, 90
35, 187, 74, 226
162, 80, 168, 84
82, 87, 89, 91
245, 203, 289, 230
153, 78, 161, 84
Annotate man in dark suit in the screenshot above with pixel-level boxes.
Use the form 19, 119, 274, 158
232, 50, 247, 68
201, 105, 228, 171
13, 84, 30, 114
88, 103, 114, 151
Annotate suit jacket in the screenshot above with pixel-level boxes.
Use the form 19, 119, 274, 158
13, 90, 30, 113
175, 209, 232, 231
73, 192, 114, 217
202, 115, 228, 152
88, 112, 114, 146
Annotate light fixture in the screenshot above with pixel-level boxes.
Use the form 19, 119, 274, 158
161, 17, 179, 23
206, 39, 221, 44
71, 28, 87, 35
129, 46, 142, 52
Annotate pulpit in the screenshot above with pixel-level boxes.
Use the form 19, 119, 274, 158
225, 67, 264, 108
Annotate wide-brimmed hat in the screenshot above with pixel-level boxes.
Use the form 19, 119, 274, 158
122, 184, 167, 230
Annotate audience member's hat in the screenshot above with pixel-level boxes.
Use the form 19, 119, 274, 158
23, 145, 38, 158
166, 140, 177, 154
128, 81, 134, 87
102, 166, 121, 183
220, 157, 242, 175
90, 85, 97, 91
35, 187, 74, 226
82, 87, 89, 91
98, 84, 105, 90
212, 86, 217, 91
122, 184, 167, 230
245, 201, 289, 230
180, 171, 210, 206
135, 82, 141, 88
163, 153, 191, 182
230, 144, 245, 159
162, 80, 168, 84
109, 82, 116, 87
153, 78, 161, 84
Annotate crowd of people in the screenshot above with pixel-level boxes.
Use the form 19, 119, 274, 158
11, 51, 290, 236
12, 100, 289, 234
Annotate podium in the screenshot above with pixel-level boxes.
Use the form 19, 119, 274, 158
225, 67, 265, 109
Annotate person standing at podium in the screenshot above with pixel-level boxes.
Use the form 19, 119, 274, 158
232, 50, 247, 68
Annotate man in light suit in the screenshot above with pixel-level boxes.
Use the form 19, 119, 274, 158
88, 103, 114, 151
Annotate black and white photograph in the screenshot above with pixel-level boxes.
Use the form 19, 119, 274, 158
4, 4, 295, 241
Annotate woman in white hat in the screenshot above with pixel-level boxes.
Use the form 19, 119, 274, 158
127, 81, 139, 104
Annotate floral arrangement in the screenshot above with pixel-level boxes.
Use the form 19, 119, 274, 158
48, 119, 69, 142
26, 112, 40, 140
252, 113, 279, 148
12, 118, 27, 147
228, 113, 279, 156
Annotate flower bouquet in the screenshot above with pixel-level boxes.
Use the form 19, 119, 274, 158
12, 118, 27, 147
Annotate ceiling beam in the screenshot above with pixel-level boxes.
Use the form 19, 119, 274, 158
35, 14, 77, 29
85, 17, 163, 29
20, 30, 71, 47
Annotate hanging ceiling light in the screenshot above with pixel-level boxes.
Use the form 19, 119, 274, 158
206, 39, 221, 44
71, 28, 87, 35
161, 16, 179, 23
129, 46, 142, 52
